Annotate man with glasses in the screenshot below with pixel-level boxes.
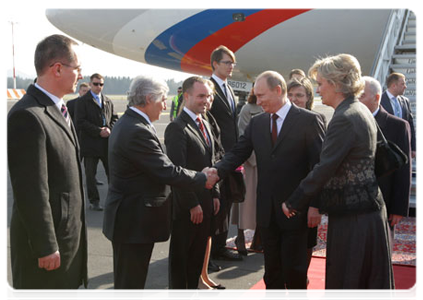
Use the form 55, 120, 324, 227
75, 73, 118, 211
8, 34, 88, 288
208, 45, 243, 264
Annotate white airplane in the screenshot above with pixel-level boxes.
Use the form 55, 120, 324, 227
45, 9, 394, 93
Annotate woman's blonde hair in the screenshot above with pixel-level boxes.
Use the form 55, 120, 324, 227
308, 53, 364, 98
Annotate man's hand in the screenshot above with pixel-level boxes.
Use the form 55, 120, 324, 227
307, 206, 322, 228
282, 202, 296, 218
38, 250, 61, 271
213, 198, 220, 215
100, 127, 111, 138
202, 167, 219, 189
389, 214, 403, 227
190, 205, 203, 224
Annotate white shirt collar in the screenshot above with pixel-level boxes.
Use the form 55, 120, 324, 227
386, 90, 397, 100
34, 83, 64, 111
183, 107, 200, 122
272, 100, 292, 121
373, 106, 380, 117
129, 106, 152, 125
212, 73, 227, 89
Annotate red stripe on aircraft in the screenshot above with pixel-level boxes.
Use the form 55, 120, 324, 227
180, 9, 310, 75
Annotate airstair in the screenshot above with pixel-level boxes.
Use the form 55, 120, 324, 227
371, 9, 416, 210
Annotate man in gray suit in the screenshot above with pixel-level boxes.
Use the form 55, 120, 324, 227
213, 71, 325, 289
8, 34, 87, 288
103, 75, 219, 289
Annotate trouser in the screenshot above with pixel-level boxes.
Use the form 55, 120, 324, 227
83, 156, 109, 204
112, 242, 154, 289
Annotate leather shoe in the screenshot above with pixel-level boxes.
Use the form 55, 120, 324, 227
211, 284, 226, 289
213, 249, 243, 261
208, 260, 221, 272
198, 288, 220, 296
89, 202, 103, 211
235, 236, 248, 256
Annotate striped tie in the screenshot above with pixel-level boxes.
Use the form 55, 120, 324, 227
197, 117, 210, 146
61, 104, 70, 126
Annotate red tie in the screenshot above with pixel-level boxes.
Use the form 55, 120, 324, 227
197, 117, 210, 146
271, 114, 278, 146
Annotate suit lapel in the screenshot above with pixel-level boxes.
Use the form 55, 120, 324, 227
272, 105, 300, 152
210, 77, 233, 115
181, 111, 212, 152
31, 86, 77, 147
381, 92, 394, 115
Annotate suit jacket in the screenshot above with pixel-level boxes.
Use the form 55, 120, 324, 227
75, 91, 118, 157
8, 84, 87, 288
66, 98, 77, 121
286, 97, 385, 215
209, 77, 238, 152
165, 110, 220, 220
102, 108, 207, 244
375, 106, 411, 217
215, 104, 325, 229
381, 91, 416, 151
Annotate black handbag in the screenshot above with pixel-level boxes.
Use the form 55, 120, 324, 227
226, 167, 246, 203
374, 123, 408, 178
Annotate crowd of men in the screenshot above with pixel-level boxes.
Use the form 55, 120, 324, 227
7, 34, 414, 290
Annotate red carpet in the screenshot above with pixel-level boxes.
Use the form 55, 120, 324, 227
250, 256, 416, 290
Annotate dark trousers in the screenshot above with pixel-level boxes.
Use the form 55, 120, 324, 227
211, 181, 232, 255
83, 156, 109, 204
169, 216, 210, 289
259, 210, 308, 289
112, 242, 154, 289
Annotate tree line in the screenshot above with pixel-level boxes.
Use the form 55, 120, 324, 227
7, 76, 184, 96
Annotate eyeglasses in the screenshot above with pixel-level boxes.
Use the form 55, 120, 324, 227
92, 82, 104, 87
219, 60, 237, 67
49, 62, 82, 74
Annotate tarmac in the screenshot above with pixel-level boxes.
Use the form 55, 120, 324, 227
5, 97, 335, 297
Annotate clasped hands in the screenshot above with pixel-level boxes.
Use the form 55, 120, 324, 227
202, 167, 219, 189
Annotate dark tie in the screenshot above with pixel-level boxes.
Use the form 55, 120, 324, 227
197, 117, 210, 146
222, 83, 234, 112
61, 104, 70, 126
271, 114, 278, 146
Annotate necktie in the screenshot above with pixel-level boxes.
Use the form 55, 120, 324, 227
95, 95, 102, 107
222, 83, 234, 112
393, 96, 402, 118
61, 104, 70, 126
271, 114, 279, 146
197, 117, 210, 146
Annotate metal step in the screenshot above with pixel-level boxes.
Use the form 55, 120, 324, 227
393, 54, 416, 64
390, 64, 416, 75
403, 33, 416, 44
395, 44, 416, 52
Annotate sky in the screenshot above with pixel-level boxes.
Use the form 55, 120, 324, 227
3, 3, 198, 82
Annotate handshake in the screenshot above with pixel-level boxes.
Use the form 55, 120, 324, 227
202, 167, 220, 189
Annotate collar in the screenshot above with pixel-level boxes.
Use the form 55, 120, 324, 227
211, 73, 227, 88
272, 100, 292, 120
129, 106, 152, 125
386, 90, 397, 100
34, 83, 64, 111
183, 107, 201, 123
90, 90, 101, 100
372, 106, 380, 117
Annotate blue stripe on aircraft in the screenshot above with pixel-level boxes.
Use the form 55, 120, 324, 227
145, 9, 261, 71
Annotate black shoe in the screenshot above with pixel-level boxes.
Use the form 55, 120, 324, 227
208, 260, 222, 272
96, 180, 104, 185
89, 202, 103, 211
198, 288, 220, 296
235, 236, 248, 256
211, 284, 226, 289
213, 249, 243, 261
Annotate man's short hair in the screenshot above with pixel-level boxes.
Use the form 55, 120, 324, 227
90, 73, 104, 81
289, 69, 306, 80
34, 34, 79, 76
362, 76, 382, 97
127, 75, 169, 107
256, 71, 287, 95
79, 82, 89, 90
182, 76, 214, 94
210, 45, 236, 71
386, 72, 405, 88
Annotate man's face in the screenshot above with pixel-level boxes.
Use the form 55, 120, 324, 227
213, 53, 235, 80
254, 78, 282, 114
393, 77, 407, 96
288, 86, 308, 109
359, 83, 377, 111
185, 82, 213, 115
147, 94, 167, 122
90, 77, 104, 94
79, 86, 90, 96
63, 46, 83, 94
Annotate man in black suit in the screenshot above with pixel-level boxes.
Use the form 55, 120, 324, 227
380, 72, 415, 158
8, 34, 87, 288
208, 45, 242, 262
360, 76, 411, 242
165, 76, 221, 289
213, 71, 325, 289
103, 75, 219, 289
66, 82, 90, 121
75, 73, 118, 211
